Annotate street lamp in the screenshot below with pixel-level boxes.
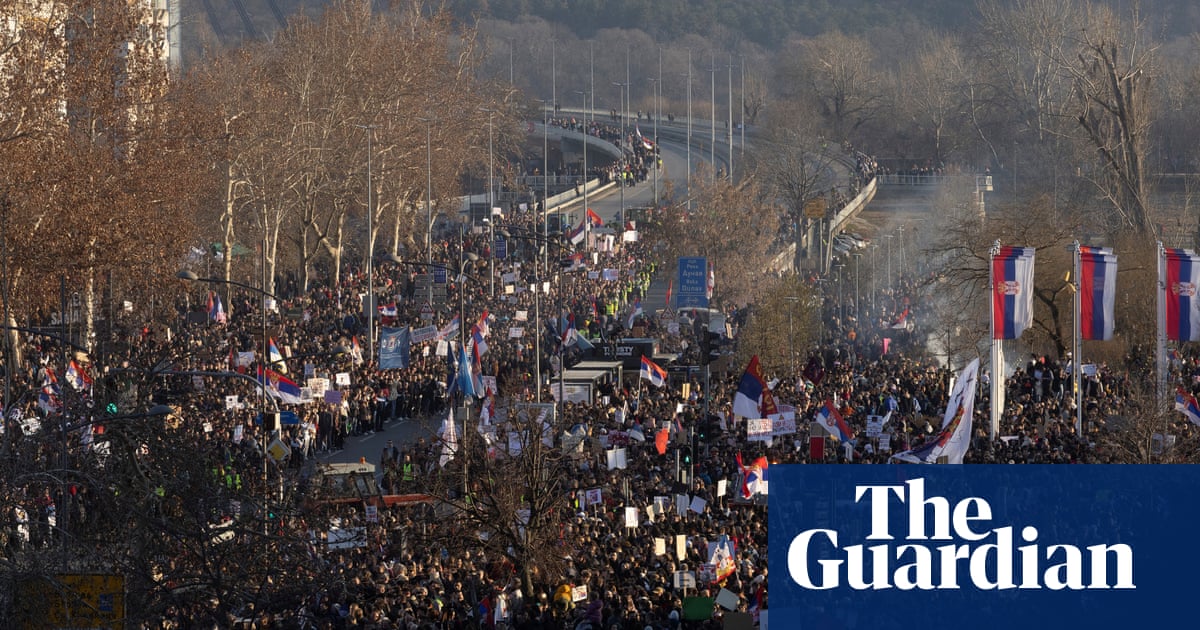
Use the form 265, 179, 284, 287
356, 124, 379, 365
613, 81, 628, 229
479, 108, 497, 298
681, 59, 692, 211
418, 117, 436, 308
649, 73, 660, 206
574, 90, 590, 238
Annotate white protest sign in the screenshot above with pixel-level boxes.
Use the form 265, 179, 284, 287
673, 571, 696, 590
675, 494, 689, 515
655, 537, 667, 556
866, 416, 884, 438
689, 496, 707, 514
336, 372, 351, 387
225, 395, 239, 410
572, 585, 588, 603
509, 327, 524, 338
624, 507, 638, 528
879, 434, 891, 451
717, 480, 728, 497
676, 535, 687, 560
585, 488, 603, 506
365, 505, 378, 523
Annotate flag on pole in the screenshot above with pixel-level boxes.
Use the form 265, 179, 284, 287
892, 358, 980, 464
815, 400, 853, 442
65, 360, 92, 392
350, 336, 364, 365
665, 279, 673, 310
625, 298, 643, 329
207, 291, 227, 324
737, 454, 769, 499
561, 312, 577, 346
1079, 246, 1117, 340
456, 343, 477, 398
268, 338, 287, 373
889, 308, 910, 329
732, 356, 777, 418
586, 207, 604, 227
640, 355, 668, 388
992, 246, 1035, 339
567, 216, 587, 246
256, 366, 303, 404
1163, 248, 1200, 341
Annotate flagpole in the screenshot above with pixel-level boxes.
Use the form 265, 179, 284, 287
1156, 240, 1167, 406
989, 240, 1002, 439
1072, 241, 1082, 438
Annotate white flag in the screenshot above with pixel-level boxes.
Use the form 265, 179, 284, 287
891, 358, 979, 464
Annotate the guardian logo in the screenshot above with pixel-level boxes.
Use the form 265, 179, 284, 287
787, 479, 1135, 591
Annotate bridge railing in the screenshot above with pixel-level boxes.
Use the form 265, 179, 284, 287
877, 173, 993, 189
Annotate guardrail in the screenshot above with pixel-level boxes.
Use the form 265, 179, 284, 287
877, 173, 992, 189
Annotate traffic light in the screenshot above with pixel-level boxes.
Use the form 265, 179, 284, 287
700, 329, 721, 365
681, 446, 693, 464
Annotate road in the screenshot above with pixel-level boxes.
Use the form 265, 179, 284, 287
319, 127, 703, 466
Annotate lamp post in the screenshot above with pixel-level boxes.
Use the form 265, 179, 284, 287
853, 252, 862, 326
418, 117, 436, 308
682, 56, 692, 210
176, 271, 284, 500
574, 90, 589, 238
356, 124, 379, 365
648, 75, 660, 206
613, 81, 628, 229
479, 108, 496, 298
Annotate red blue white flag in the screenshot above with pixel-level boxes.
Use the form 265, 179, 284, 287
1176, 388, 1200, 426
816, 400, 853, 442
640, 355, 667, 388
1164, 248, 1200, 342
992, 246, 1035, 339
1079, 246, 1117, 341
732, 355, 776, 419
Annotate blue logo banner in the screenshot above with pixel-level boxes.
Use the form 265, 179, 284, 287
769, 465, 1193, 629
378, 326, 411, 370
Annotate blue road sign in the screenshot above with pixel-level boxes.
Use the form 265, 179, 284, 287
433, 267, 447, 284
677, 257, 708, 308
494, 238, 507, 260
255, 410, 300, 426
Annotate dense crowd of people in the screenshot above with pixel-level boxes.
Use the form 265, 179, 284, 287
3, 136, 1198, 628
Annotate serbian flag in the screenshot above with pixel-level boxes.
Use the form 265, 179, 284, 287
816, 400, 853, 442
207, 291, 226, 324
992, 246, 1035, 339
665, 279, 673, 310
737, 454, 769, 499
350, 336, 364, 365
892, 358, 980, 464
561, 313, 577, 346
635, 125, 654, 150
625, 298, 643, 329
65, 360, 92, 391
268, 337, 287, 373
567, 216, 587, 245
890, 308, 910, 329
256, 366, 303, 404
586, 208, 603, 227
640, 355, 667, 388
1164, 248, 1200, 341
732, 355, 775, 419
1176, 388, 1200, 426
1078, 246, 1117, 341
